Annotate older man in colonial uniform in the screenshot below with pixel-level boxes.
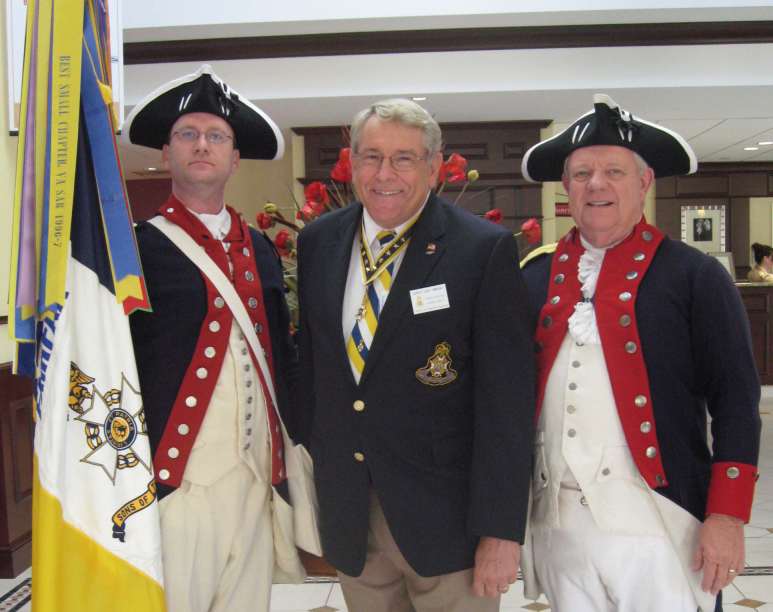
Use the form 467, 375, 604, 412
520, 94, 760, 612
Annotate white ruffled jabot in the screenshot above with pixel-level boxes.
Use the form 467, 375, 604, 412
567, 237, 608, 345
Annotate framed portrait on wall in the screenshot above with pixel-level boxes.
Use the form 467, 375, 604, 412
680, 205, 727, 254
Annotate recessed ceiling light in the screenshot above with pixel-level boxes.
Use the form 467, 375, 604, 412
411, 96, 427, 101
744, 147, 759, 151
758, 141, 773, 146
146, 167, 157, 171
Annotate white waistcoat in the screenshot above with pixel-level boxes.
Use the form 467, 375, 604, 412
532, 334, 665, 535
525, 333, 715, 611
183, 322, 270, 486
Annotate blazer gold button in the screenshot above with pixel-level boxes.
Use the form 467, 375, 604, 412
633, 252, 646, 261
354, 452, 365, 462
242, 247, 250, 257
619, 291, 632, 302
554, 273, 565, 284
619, 314, 632, 327
245, 271, 255, 281
646, 446, 657, 459
178, 424, 190, 435
214, 296, 225, 308
248, 297, 258, 309
727, 466, 740, 479
209, 321, 221, 332
558, 253, 569, 262
634, 394, 647, 407
550, 295, 560, 305
626, 271, 638, 280
625, 341, 637, 354
158, 469, 170, 480
168, 447, 180, 459
204, 346, 216, 358
542, 316, 552, 328
353, 400, 365, 412
642, 231, 653, 241
196, 367, 208, 379
640, 421, 652, 433
185, 395, 197, 407
655, 474, 665, 485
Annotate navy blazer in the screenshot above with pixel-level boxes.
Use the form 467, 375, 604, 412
297, 194, 535, 577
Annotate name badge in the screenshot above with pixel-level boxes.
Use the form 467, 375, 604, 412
410, 284, 450, 315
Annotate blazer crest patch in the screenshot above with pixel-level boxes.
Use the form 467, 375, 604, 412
416, 342, 458, 386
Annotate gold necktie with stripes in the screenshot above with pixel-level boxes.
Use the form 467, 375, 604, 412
346, 230, 397, 380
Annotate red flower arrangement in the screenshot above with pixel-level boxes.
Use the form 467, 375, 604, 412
484, 209, 503, 224
520, 218, 542, 244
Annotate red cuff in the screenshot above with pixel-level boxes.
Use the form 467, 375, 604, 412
705, 461, 758, 523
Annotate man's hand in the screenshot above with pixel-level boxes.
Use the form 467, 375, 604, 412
691, 513, 745, 595
472, 537, 520, 598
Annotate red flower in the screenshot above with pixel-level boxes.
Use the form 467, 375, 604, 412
484, 208, 503, 224
304, 181, 330, 206
521, 218, 542, 244
297, 202, 324, 222
274, 229, 294, 256
443, 153, 468, 183
330, 147, 352, 183
256, 212, 275, 230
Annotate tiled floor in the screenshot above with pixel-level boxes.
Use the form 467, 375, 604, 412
4, 393, 773, 611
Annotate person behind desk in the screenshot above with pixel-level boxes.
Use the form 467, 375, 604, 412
748, 243, 773, 282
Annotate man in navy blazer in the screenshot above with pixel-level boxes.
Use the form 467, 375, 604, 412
297, 98, 535, 611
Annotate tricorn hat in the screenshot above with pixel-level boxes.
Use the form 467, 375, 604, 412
521, 94, 697, 182
122, 64, 284, 160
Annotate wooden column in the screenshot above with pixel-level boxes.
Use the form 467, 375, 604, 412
0, 363, 34, 577
738, 285, 773, 385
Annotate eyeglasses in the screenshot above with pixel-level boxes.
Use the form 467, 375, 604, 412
172, 128, 234, 145
353, 151, 430, 172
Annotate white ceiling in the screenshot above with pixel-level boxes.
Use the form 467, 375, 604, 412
118, 2, 773, 175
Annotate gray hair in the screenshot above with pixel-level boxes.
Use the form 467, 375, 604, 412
562, 149, 650, 178
350, 98, 443, 156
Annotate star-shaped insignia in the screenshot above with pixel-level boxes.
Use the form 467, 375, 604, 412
76, 373, 151, 484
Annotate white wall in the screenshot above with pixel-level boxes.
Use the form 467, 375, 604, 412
0, 4, 18, 363
749, 197, 773, 255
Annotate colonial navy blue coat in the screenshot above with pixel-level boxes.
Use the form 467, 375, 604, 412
521, 229, 761, 525
129, 204, 298, 501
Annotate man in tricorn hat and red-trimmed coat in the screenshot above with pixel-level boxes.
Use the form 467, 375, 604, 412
519, 94, 760, 612
123, 65, 315, 612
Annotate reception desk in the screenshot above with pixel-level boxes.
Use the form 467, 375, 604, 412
737, 282, 773, 385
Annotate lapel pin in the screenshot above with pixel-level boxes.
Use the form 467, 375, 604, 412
425, 243, 437, 255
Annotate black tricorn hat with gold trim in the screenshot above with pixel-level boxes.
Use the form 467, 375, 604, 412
122, 64, 284, 160
522, 93, 697, 182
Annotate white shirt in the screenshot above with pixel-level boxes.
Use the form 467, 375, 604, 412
341, 192, 430, 343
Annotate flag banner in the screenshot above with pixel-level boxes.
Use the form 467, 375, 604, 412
8, 0, 165, 609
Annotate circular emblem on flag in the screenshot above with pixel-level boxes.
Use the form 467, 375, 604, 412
105, 409, 138, 450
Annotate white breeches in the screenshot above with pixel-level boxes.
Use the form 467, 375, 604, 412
159, 463, 274, 612
532, 487, 698, 612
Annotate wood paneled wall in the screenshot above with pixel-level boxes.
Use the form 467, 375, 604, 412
739, 286, 773, 385
293, 121, 548, 237
655, 163, 773, 275
0, 364, 33, 577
